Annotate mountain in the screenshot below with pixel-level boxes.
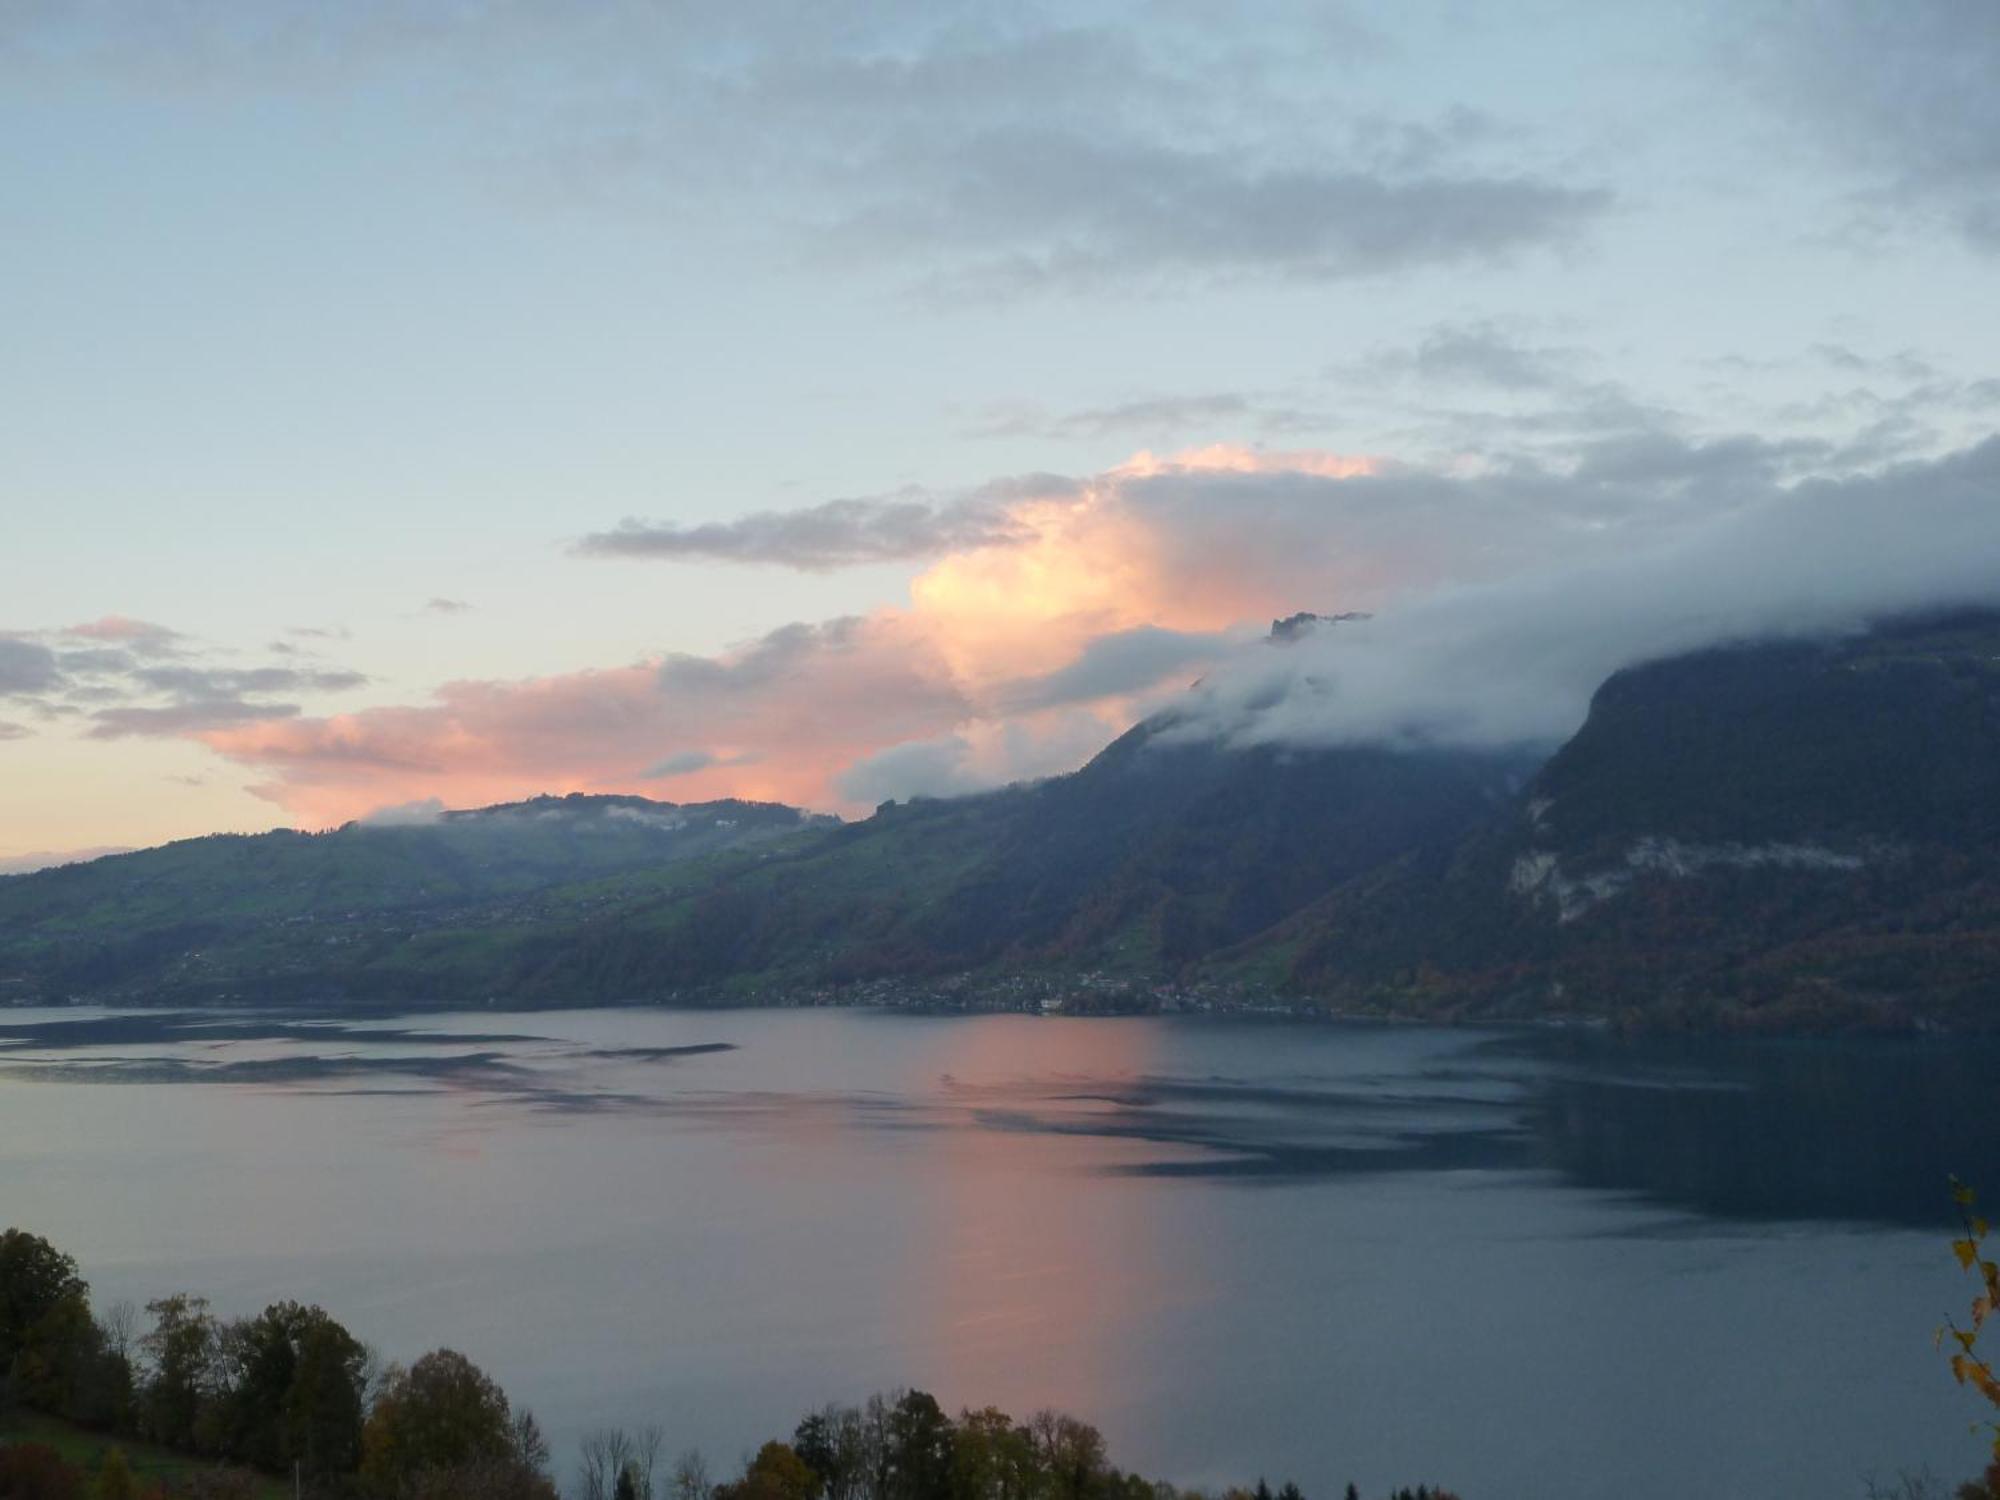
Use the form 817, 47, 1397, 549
0, 795, 831, 1006
1262, 608, 2000, 1029
5, 611, 2000, 1029
501, 716, 1538, 1001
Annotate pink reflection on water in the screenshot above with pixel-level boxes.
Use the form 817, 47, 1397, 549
896, 1018, 1195, 1424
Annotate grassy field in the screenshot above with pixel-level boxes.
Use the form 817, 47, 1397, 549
0, 1407, 289, 1498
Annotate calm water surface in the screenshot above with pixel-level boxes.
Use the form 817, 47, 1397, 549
2, 1006, 1995, 1500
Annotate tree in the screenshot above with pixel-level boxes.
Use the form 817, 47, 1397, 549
286, 1310, 369, 1476
0, 1232, 87, 1366
948, 1408, 1038, 1500
68, 1312, 135, 1432
795, 1408, 868, 1500
884, 1393, 952, 1500
1946, 1180, 2000, 1462
0, 1231, 94, 1416
671, 1449, 714, 1500
359, 1348, 520, 1494
513, 1409, 553, 1477
139, 1295, 218, 1451
218, 1302, 366, 1476
580, 1430, 639, 1500
1026, 1413, 1105, 1500
717, 1444, 821, 1500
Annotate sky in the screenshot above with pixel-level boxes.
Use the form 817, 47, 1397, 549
3, 0, 1999, 866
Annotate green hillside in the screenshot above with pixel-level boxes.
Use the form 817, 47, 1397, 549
0, 795, 829, 1006
7, 611, 2000, 1029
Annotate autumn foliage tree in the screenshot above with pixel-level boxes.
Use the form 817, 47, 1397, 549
1946, 1180, 2000, 1499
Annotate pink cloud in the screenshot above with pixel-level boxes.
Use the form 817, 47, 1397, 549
195, 447, 1403, 823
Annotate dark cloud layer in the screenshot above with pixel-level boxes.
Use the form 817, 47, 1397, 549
2, 620, 370, 744
86, 699, 305, 740
579, 490, 1033, 570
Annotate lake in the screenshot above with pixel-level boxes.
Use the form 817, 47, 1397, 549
2, 1005, 1995, 1500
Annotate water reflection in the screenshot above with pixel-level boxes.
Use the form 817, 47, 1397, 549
1, 1007, 1992, 1499
907, 1018, 1176, 1420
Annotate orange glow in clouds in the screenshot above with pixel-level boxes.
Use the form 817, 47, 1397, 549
196, 446, 1381, 825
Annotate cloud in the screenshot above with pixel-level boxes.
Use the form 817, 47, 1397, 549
0, 638, 61, 696
0, 720, 30, 740
166, 427, 2000, 824
993, 626, 1241, 713
643, 749, 762, 779
359, 798, 446, 828
424, 598, 473, 615
832, 735, 980, 806
976, 394, 1252, 441
79, 661, 367, 739
0, 4, 1609, 297
1171, 436, 2000, 754
645, 750, 720, 778
1740, 0, 2000, 251
88, 699, 304, 739
832, 711, 1120, 806
848, 131, 1612, 295
0, 618, 371, 743
578, 488, 1042, 570
1395, 321, 1589, 391
197, 613, 979, 823
131, 665, 369, 697
63, 616, 186, 656
966, 392, 1339, 444
0, 846, 134, 877
665, 20, 1606, 295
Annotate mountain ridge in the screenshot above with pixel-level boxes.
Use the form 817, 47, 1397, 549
5, 611, 2000, 1030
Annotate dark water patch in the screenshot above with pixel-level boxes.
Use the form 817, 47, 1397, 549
578, 1043, 739, 1062
0, 1011, 549, 1052
0, 1049, 528, 1087
965, 1088, 1537, 1180
1496, 1030, 2000, 1228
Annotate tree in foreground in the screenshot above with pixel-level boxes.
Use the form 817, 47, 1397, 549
359, 1348, 554, 1499
219, 1300, 368, 1477
0, 1230, 95, 1416
138, 1295, 218, 1452
715, 1442, 821, 1500
1945, 1179, 2000, 1500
